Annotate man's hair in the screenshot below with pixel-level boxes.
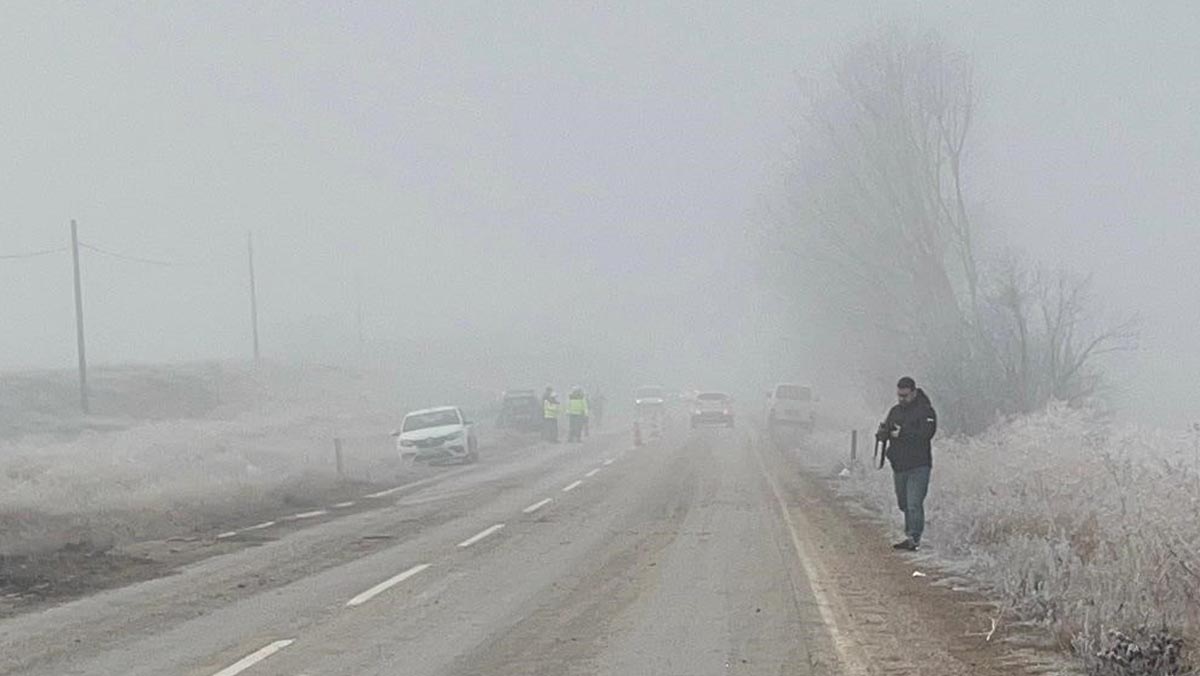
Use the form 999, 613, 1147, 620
896, 376, 916, 390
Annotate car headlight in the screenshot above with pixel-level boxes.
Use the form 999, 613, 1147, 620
444, 430, 464, 441
400, 439, 416, 447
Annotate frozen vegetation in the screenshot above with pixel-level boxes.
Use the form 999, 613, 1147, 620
819, 403, 1199, 672
0, 363, 412, 556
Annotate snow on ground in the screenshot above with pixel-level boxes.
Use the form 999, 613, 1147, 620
802, 403, 1200, 666
0, 363, 426, 556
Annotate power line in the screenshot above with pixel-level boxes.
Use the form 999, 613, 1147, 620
0, 246, 68, 260
78, 241, 184, 267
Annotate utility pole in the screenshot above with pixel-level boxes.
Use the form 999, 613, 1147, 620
355, 272, 364, 360
247, 232, 260, 362
70, 219, 90, 414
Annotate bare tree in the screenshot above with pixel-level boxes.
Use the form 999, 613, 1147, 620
766, 28, 1135, 432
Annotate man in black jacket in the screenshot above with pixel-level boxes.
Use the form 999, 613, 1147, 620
876, 376, 937, 551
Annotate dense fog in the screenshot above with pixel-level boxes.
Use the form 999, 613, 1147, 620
3, 2, 1198, 424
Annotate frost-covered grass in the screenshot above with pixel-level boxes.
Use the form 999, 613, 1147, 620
0, 363, 408, 556
818, 403, 1200, 669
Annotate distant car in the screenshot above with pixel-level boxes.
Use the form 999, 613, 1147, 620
766, 383, 815, 431
497, 389, 541, 432
634, 385, 666, 406
691, 391, 734, 428
394, 406, 478, 464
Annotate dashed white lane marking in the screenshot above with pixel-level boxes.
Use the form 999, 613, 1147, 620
362, 466, 476, 500
457, 523, 506, 548
522, 498, 553, 514
346, 564, 431, 607
602, 458, 614, 466
584, 468, 600, 478
210, 639, 294, 676
215, 531, 238, 540
332, 501, 356, 508
364, 486, 406, 499
243, 520, 276, 532
287, 510, 328, 520
562, 480, 583, 492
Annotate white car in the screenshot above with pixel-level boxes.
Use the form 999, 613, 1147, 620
394, 406, 479, 464
634, 385, 666, 406
691, 391, 734, 428
766, 383, 816, 431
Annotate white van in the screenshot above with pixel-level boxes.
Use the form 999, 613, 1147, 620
765, 383, 815, 431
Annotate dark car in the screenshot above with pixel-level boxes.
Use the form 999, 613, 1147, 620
497, 389, 541, 432
691, 391, 734, 429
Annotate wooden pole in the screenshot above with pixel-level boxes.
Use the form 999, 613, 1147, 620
247, 232, 260, 362
70, 219, 90, 414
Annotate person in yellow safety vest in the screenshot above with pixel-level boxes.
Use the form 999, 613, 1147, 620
567, 386, 589, 443
542, 386, 560, 443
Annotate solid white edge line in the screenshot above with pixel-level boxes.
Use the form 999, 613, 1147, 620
561, 480, 583, 492
522, 498, 553, 514
584, 468, 600, 477
457, 523, 506, 548
243, 520, 275, 531
346, 563, 431, 607
752, 440, 869, 676
210, 639, 294, 676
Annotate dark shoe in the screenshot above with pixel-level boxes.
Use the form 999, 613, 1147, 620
892, 538, 918, 551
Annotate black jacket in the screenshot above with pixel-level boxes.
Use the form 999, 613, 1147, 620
880, 388, 937, 472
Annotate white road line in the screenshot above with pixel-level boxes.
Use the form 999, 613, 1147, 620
365, 486, 406, 498
243, 520, 276, 531
362, 466, 475, 499
210, 639, 294, 676
332, 501, 356, 508
522, 498, 553, 514
215, 531, 238, 540
584, 468, 600, 477
346, 564, 431, 607
562, 480, 583, 492
752, 442, 870, 676
602, 458, 614, 466
457, 523, 506, 548
287, 510, 328, 520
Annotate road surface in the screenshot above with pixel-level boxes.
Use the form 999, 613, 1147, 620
0, 422, 1056, 675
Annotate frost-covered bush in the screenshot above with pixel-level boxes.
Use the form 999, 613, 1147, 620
838, 403, 1200, 664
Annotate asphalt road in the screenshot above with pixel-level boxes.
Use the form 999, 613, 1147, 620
0, 421, 1052, 676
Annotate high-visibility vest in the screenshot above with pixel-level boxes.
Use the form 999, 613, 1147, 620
543, 399, 559, 418
568, 396, 588, 416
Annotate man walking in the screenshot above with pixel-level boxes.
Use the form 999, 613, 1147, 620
876, 376, 937, 551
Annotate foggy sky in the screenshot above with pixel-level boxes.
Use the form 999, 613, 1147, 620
2, 2, 1198, 424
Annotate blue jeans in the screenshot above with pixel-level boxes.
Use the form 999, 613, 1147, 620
893, 465, 931, 543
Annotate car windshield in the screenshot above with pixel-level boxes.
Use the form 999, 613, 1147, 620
402, 409, 460, 432
635, 387, 664, 400
776, 385, 812, 401
698, 393, 728, 401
